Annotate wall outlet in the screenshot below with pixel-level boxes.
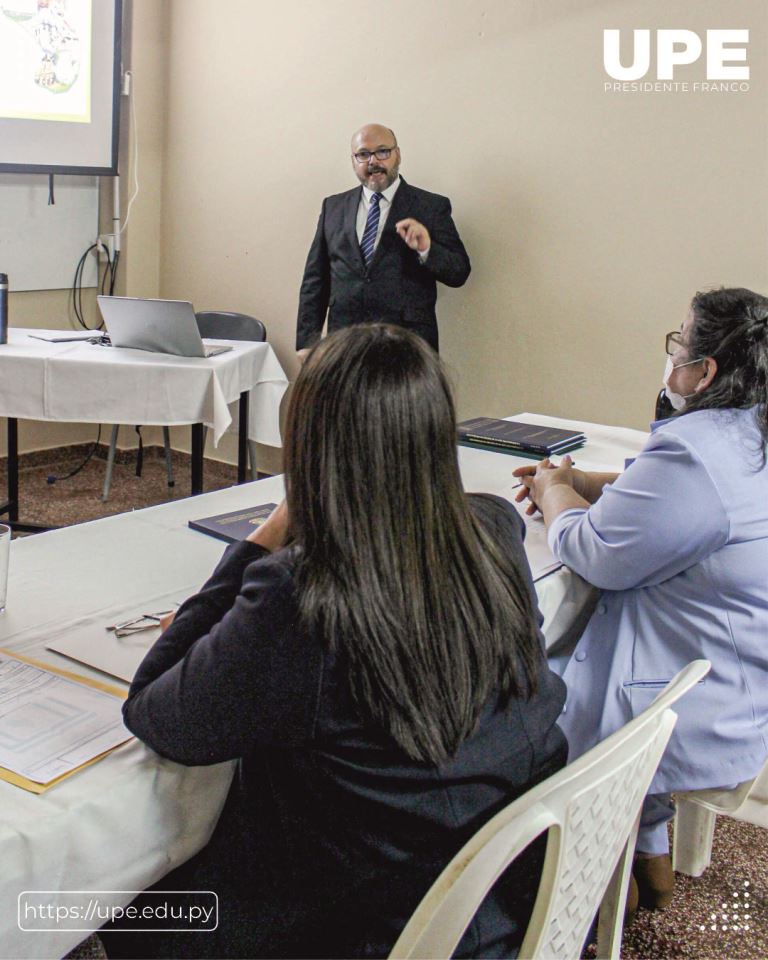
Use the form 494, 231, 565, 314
97, 235, 116, 262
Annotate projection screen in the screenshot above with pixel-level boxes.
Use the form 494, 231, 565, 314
0, 0, 122, 175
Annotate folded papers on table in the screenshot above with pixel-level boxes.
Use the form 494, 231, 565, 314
0, 650, 129, 793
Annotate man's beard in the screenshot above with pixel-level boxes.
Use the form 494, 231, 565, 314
364, 163, 399, 192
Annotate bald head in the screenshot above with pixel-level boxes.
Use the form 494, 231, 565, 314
350, 124, 397, 152
350, 124, 401, 193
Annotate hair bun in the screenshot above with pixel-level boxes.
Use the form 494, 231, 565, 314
747, 316, 768, 343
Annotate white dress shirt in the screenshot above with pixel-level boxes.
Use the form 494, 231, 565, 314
356, 177, 429, 261
357, 177, 400, 247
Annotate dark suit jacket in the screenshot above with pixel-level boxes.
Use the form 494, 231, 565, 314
297, 177, 471, 352
119, 496, 566, 959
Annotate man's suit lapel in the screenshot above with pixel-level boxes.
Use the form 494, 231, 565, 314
368, 178, 412, 272
343, 186, 365, 268
387, 177, 412, 224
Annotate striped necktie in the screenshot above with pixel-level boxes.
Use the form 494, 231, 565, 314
360, 192, 382, 265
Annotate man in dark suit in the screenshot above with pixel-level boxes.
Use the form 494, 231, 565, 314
296, 124, 471, 355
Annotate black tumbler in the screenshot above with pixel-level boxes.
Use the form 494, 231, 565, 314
0, 273, 7, 345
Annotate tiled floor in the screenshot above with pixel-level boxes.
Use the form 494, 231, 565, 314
4, 447, 764, 960
1, 443, 247, 531
588, 817, 768, 959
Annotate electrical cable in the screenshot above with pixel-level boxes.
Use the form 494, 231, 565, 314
47, 426, 102, 485
70, 242, 103, 329
109, 249, 120, 294
75, 247, 89, 325
134, 425, 144, 476
71, 244, 91, 326
118, 71, 139, 235
99, 245, 113, 294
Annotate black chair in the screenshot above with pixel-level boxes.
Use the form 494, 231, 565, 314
195, 311, 267, 483
654, 388, 675, 421
101, 311, 267, 500
196, 311, 266, 344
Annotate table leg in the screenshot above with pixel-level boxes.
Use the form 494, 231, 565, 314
237, 392, 249, 485
7, 417, 18, 523
1, 418, 55, 534
191, 424, 204, 495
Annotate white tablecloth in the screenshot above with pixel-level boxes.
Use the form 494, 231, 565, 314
0, 330, 288, 447
0, 415, 649, 959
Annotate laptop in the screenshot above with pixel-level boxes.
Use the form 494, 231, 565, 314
96, 296, 233, 359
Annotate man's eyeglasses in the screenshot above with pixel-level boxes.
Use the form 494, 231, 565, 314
352, 147, 397, 163
665, 331, 685, 355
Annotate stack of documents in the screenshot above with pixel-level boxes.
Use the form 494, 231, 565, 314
0, 651, 130, 793
458, 417, 585, 457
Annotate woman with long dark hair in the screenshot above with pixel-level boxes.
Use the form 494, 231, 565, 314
515, 287, 768, 916
110, 324, 567, 958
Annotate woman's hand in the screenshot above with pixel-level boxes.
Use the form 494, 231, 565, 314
513, 460, 618, 512
246, 499, 291, 552
513, 456, 578, 516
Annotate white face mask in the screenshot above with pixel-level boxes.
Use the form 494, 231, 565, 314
662, 355, 703, 411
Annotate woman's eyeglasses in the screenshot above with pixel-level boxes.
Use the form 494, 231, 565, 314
107, 611, 174, 638
665, 331, 685, 355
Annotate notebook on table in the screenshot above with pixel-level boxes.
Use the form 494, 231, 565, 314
97, 295, 233, 358
458, 417, 585, 457
188, 503, 279, 543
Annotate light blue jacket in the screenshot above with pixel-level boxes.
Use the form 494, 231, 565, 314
548, 407, 768, 793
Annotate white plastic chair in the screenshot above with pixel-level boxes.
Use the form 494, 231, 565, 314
389, 660, 711, 960
672, 757, 768, 877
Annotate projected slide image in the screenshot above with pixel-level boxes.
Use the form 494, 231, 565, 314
0, 0, 91, 122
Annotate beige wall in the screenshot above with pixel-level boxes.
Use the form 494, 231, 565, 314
157, 0, 767, 446
119, 0, 167, 300
7, 0, 768, 468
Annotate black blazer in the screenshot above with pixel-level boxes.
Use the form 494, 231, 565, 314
296, 178, 471, 352
121, 496, 566, 959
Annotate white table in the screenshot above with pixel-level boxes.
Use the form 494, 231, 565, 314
0, 330, 288, 526
0, 414, 649, 959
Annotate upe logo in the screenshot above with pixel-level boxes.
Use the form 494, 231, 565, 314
603, 29, 749, 81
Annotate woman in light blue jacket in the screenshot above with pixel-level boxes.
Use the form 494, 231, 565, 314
515, 287, 768, 913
